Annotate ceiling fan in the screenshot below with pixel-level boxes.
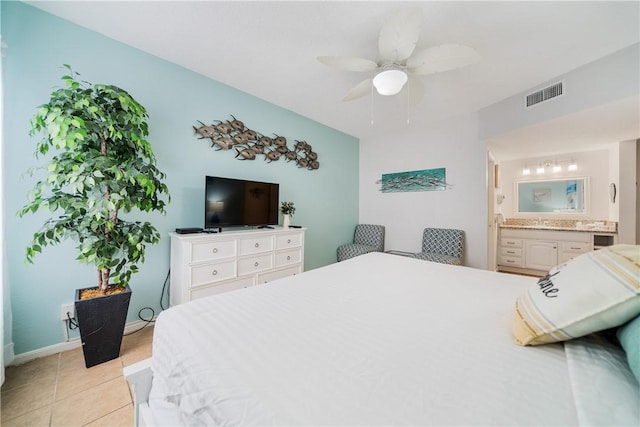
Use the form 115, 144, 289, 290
317, 7, 480, 105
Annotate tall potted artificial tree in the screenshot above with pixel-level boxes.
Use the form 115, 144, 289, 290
19, 65, 169, 368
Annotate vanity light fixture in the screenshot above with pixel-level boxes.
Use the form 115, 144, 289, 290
522, 159, 576, 175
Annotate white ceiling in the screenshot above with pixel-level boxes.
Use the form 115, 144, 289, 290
27, 1, 640, 159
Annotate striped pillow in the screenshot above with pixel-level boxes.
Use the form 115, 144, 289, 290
513, 244, 640, 346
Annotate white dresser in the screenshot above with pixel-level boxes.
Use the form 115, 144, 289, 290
169, 228, 305, 305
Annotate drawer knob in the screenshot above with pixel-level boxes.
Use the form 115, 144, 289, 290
255, 243, 260, 248
212, 248, 218, 254
254, 261, 259, 267
212, 270, 218, 276
287, 255, 291, 261
287, 239, 291, 244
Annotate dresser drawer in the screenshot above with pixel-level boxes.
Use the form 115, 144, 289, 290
500, 247, 522, 257
190, 260, 237, 287
499, 255, 524, 268
275, 249, 301, 267
191, 240, 236, 263
500, 238, 523, 248
238, 254, 273, 275
190, 276, 255, 299
258, 265, 301, 284
239, 236, 274, 255
276, 233, 302, 249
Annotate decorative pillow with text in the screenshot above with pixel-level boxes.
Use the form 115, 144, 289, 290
513, 244, 640, 346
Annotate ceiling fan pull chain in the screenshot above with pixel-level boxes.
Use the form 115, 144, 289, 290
406, 79, 411, 125
370, 83, 375, 125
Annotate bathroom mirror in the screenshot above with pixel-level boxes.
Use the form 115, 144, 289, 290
516, 177, 588, 214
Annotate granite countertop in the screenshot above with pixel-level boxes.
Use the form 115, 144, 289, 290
499, 219, 617, 233
499, 224, 616, 233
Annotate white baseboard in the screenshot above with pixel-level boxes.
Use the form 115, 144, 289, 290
8, 318, 155, 367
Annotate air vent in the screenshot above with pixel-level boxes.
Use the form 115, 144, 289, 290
525, 81, 564, 108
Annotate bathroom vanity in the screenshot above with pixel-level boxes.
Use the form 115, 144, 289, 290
498, 221, 617, 276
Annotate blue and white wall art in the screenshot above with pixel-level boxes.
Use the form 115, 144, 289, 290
381, 168, 447, 193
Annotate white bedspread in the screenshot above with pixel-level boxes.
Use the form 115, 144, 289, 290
151, 253, 582, 425
565, 334, 640, 426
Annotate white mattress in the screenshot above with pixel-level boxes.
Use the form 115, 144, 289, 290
148, 252, 631, 425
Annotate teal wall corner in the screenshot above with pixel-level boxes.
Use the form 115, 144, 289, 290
2, 2, 359, 355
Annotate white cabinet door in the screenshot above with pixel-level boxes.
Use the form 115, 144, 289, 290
525, 241, 558, 271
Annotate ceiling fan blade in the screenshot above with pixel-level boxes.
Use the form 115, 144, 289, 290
398, 75, 424, 107
406, 44, 480, 75
317, 56, 378, 72
343, 78, 373, 101
378, 7, 422, 63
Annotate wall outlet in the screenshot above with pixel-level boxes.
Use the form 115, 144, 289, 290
60, 303, 75, 321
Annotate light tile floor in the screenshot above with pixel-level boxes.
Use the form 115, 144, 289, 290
1, 325, 153, 427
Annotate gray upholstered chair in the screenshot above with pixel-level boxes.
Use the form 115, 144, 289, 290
412, 228, 464, 265
337, 224, 385, 262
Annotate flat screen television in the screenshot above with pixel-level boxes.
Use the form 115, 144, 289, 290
205, 176, 279, 229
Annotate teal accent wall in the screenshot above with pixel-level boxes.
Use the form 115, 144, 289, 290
2, 2, 359, 355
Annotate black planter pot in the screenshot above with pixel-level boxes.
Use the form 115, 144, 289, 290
75, 285, 132, 368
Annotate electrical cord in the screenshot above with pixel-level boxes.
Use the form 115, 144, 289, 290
123, 307, 155, 336
160, 268, 170, 311
123, 269, 170, 336
67, 312, 79, 329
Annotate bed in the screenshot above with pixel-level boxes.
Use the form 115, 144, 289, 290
125, 251, 640, 426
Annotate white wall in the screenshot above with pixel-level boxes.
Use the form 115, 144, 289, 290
609, 143, 620, 221
637, 140, 640, 244
359, 112, 487, 269
618, 139, 638, 244
0, 26, 5, 381
497, 149, 613, 220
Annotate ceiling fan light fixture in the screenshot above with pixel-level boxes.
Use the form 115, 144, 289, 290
373, 69, 407, 96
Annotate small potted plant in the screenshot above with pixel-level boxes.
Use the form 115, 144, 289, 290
280, 201, 296, 228
18, 65, 170, 367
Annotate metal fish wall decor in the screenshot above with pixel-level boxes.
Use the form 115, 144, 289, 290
193, 116, 320, 170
